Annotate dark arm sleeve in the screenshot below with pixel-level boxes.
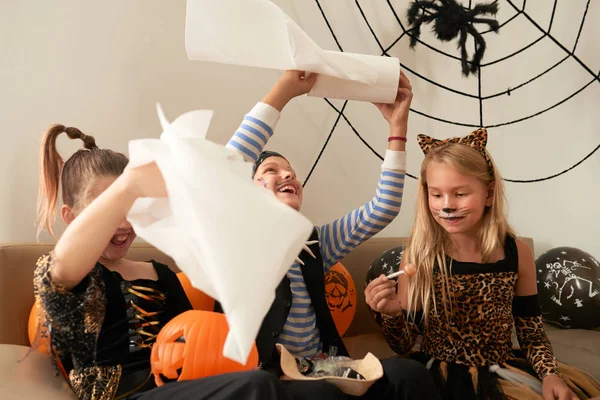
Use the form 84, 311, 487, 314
512, 294, 560, 379
372, 308, 421, 356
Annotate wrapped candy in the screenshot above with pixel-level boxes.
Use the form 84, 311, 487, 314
277, 344, 383, 396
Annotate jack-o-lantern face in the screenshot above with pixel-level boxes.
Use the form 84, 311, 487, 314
324, 263, 357, 337
325, 270, 349, 309
151, 329, 187, 384
151, 310, 258, 386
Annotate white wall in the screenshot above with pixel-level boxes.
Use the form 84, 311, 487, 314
1, 0, 598, 259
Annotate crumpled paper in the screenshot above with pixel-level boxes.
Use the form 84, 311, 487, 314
185, 0, 400, 103
126, 105, 314, 364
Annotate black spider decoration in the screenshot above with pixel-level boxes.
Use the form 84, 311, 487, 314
406, 0, 500, 76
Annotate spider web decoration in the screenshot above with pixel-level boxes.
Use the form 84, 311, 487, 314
301, 0, 600, 185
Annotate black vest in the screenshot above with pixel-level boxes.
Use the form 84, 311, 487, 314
214, 228, 348, 372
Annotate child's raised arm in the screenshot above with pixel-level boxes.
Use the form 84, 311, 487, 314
317, 71, 413, 270
49, 163, 166, 290
226, 70, 317, 163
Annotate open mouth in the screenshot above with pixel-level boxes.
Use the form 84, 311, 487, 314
277, 183, 297, 195
110, 233, 131, 248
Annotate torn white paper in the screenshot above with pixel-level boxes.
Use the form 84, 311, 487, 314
185, 0, 400, 103
126, 105, 314, 364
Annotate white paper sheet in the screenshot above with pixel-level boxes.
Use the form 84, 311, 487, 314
126, 105, 314, 364
184, 0, 400, 103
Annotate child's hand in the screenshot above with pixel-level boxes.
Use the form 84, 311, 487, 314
542, 375, 578, 400
364, 275, 403, 317
262, 70, 318, 112
373, 71, 413, 134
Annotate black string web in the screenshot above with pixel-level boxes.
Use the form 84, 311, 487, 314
302, 0, 600, 185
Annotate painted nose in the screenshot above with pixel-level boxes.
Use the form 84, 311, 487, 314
442, 207, 456, 213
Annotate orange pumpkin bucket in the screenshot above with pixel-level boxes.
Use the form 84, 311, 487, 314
151, 310, 259, 386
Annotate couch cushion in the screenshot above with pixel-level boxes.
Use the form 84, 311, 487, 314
342, 332, 397, 361
0, 244, 53, 346
0, 344, 76, 399
544, 324, 600, 381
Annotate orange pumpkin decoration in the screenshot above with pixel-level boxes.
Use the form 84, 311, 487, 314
28, 300, 50, 354
324, 262, 357, 336
151, 310, 259, 386
28, 301, 70, 379
176, 272, 215, 311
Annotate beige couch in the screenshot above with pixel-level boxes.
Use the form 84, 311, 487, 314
1, 239, 598, 399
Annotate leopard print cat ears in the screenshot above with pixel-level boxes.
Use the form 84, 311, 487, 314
417, 128, 494, 175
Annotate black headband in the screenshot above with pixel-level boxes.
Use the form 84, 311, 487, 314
253, 150, 287, 177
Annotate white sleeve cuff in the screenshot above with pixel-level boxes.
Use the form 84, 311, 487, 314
381, 150, 406, 171
248, 102, 281, 135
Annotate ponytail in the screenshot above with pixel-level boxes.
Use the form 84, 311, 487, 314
36, 124, 114, 238
37, 125, 65, 238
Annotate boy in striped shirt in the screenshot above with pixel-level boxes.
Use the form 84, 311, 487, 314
219, 70, 437, 400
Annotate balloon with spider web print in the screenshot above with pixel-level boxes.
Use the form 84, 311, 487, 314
279, 0, 600, 186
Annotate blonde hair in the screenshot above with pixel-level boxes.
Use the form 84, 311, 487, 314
405, 143, 514, 322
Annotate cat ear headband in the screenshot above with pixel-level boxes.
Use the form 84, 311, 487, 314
417, 128, 493, 175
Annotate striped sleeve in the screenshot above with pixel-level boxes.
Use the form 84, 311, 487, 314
317, 150, 406, 271
225, 102, 281, 162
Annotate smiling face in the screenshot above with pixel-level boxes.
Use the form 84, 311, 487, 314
253, 156, 303, 211
92, 176, 136, 260
61, 175, 136, 262
425, 162, 493, 236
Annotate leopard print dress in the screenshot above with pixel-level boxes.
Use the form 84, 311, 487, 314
377, 236, 600, 400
